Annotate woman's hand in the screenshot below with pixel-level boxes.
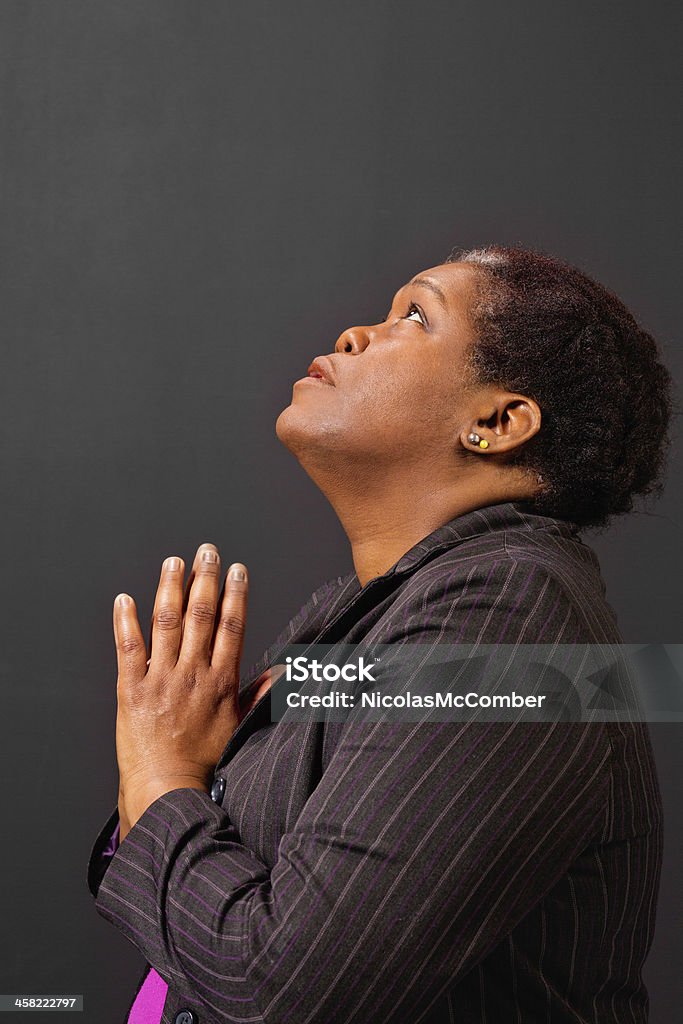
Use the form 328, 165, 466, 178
114, 542, 249, 838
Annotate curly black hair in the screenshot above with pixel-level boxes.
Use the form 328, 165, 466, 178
445, 245, 674, 532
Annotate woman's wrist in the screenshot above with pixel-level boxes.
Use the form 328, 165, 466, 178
119, 775, 209, 839
117, 785, 132, 843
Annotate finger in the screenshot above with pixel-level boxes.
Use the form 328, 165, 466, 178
148, 553, 189, 654
113, 594, 148, 685
178, 546, 205, 642
239, 679, 270, 718
181, 550, 200, 616
179, 542, 221, 663
238, 663, 282, 717
211, 563, 248, 676
208, 572, 228, 661
149, 556, 186, 671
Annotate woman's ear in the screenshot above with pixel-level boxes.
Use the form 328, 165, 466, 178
461, 394, 542, 454
498, 395, 542, 445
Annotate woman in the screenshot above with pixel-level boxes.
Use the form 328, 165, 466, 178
88, 246, 672, 1023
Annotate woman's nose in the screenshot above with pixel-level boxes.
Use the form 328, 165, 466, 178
334, 326, 370, 355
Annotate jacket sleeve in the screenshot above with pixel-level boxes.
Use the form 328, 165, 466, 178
93, 559, 613, 1024
86, 805, 120, 898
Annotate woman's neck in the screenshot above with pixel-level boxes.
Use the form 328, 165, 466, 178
326, 475, 505, 586
295, 449, 539, 586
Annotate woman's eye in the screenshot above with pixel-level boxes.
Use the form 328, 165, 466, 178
380, 303, 425, 325
403, 303, 424, 324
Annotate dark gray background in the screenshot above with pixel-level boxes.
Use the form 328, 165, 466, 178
1, 2, 680, 1020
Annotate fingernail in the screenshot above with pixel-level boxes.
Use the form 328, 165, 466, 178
229, 565, 246, 581
202, 548, 219, 563
116, 594, 131, 607
165, 556, 181, 571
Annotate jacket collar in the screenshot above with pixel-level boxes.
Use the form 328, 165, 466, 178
316, 500, 580, 606
373, 499, 579, 580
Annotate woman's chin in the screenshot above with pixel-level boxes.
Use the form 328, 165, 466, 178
275, 403, 346, 461
275, 403, 318, 453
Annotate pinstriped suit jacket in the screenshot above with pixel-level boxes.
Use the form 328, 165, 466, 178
87, 500, 663, 1023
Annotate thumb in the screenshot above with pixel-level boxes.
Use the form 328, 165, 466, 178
239, 665, 285, 718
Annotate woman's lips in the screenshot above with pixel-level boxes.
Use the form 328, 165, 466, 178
293, 355, 336, 388
293, 375, 333, 387
306, 356, 336, 384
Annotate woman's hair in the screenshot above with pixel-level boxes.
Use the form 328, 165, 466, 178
446, 245, 674, 531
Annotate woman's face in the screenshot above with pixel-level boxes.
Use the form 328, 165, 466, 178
276, 261, 482, 471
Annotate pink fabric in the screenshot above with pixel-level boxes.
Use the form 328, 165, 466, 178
126, 968, 168, 1023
